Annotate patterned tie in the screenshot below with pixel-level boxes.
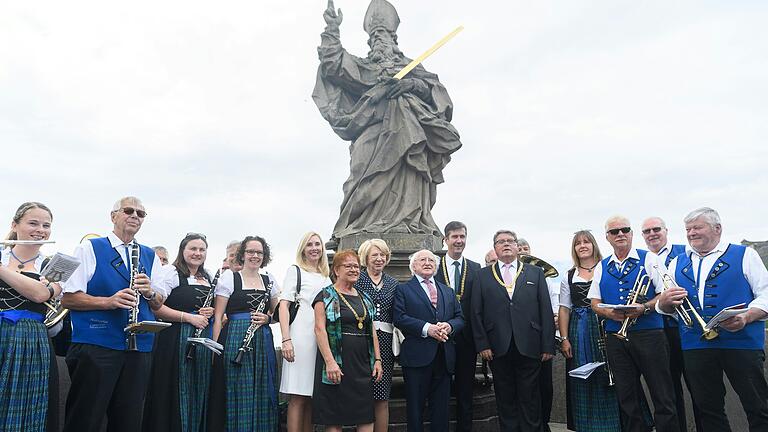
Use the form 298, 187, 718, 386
424, 279, 437, 308
452, 261, 461, 291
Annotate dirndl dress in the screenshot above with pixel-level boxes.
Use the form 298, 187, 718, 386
142, 269, 214, 432
208, 272, 278, 432
0, 269, 59, 432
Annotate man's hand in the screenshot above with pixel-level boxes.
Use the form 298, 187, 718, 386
436, 321, 452, 335
134, 273, 153, 298
603, 309, 628, 322
479, 349, 494, 361
541, 353, 553, 362
427, 324, 449, 342
108, 288, 137, 310
323, 0, 343, 27
720, 313, 749, 332
621, 304, 646, 319
657, 287, 688, 313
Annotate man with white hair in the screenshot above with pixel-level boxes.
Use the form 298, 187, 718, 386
62, 196, 167, 432
394, 249, 464, 432
657, 207, 768, 431
641, 216, 699, 432
588, 215, 679, 432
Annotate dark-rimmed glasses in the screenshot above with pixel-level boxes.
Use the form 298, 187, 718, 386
641, 227, 663, 235
115, 207, 147, 218
607, 227, 631, 236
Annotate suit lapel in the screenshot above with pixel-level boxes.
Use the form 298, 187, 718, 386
510, 263, 528, 302
436, 281, 447, 319
412, 277, 435, 313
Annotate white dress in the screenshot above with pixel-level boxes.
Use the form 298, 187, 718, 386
278, 266, 331, 396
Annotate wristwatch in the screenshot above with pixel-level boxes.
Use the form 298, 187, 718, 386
643, 304, 651, 315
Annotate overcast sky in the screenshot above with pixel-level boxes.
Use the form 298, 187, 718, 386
2, 1, 766, 283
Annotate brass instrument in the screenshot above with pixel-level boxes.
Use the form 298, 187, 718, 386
519, 254, 560, 278
614, 266, 651, 341
654, 264, 718, 341
597, 319, 616, 386
232, 295, 269, 365
126, 245, 141, 351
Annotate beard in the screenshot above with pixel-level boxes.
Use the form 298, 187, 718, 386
368, 37, 401, 65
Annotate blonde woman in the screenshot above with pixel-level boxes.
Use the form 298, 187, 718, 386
279, 232, 331, 432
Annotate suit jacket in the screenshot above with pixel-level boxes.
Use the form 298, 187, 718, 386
394, 275, 465, 372
471, 261, 555, 359
434, 256, 481, 349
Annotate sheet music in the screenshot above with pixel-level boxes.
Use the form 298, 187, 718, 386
188, 337, 224, 355
705, 303, 748, 330
41, 252, 81, 283
597, 303, 639, 311
568, 361, 606, 379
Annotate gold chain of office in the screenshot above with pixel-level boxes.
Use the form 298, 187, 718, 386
442, 256, 467, 300
491, 262, 525, 289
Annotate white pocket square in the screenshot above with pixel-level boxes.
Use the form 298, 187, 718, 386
526, 281, 534, 285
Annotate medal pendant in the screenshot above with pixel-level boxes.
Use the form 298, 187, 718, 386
358, 321, 364, 330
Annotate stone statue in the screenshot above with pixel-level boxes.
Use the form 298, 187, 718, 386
313, 0, 462, 246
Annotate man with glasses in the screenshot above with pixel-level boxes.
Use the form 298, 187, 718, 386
641, 216, 699, 432
587, 215, 679, 432
434, 221, 481, 432
62, 196, 167, 432
471, 230, 554, 432
394, 249, 464, 432
657, 207, 768, 432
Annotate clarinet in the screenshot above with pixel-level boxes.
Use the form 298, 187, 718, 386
185, 268, 222, 361
597, 318, 616, 386
126, 245, 141, 352
232, 294, 269, 365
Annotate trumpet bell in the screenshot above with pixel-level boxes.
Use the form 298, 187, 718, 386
519, 254, 559, 278
44, 298, 69, 329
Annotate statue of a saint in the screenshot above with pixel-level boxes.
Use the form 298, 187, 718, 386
313, 0, 462, 245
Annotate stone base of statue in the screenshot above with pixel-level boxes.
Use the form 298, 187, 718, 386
335, 232, 444, 281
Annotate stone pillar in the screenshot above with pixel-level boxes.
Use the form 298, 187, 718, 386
335, 233, 444, 281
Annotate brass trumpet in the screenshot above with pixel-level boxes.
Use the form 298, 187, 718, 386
614, 266, 651, 341
654, 264, 718, 341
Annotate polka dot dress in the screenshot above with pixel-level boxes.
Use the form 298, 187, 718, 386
355, 269, 399, 400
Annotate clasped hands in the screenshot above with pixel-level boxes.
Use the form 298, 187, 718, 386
427, 322, 452, 342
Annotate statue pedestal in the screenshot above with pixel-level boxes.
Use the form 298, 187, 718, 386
335, 233, 444, 282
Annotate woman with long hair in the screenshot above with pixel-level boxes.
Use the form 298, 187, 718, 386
0, 202, 62, 431
278, 232, 332, 432
142, 233, 215, 431
209, 235, 280, 431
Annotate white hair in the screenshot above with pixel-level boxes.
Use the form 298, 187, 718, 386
112, 196, 144, 212
408, 249, 438, 275
604, 215, 630, 231
226, 240, 241, 250
684, 207, 721, 227
642, 216, 667, 229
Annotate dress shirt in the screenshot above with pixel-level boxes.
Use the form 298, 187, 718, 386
665, 241, 768, 314
443, 254, 462, 290
62, 232, 167, 298
497, 260, 519, 297
417, 275, 438, 338
587, 248, 666, 301
213, 269, 280, 299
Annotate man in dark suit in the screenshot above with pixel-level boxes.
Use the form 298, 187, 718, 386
394, 249, 465, 432
471, 230, 555, 432
434, 221, 482, 432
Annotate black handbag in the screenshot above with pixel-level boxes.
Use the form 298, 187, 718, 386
274, 265, 301, 324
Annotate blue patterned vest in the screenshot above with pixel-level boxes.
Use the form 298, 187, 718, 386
599, 249, 663, 333
70, 237, 156, 352
674, 244, 763, 351
665, 244, 687, 267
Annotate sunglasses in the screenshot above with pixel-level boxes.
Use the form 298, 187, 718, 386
607, 227, 631, 236
116, 207, 147, 218
641, 227, 663, 235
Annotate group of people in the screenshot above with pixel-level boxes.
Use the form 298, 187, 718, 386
0, 196, 766, 432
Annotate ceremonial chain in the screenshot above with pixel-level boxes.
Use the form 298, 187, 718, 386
442, 256, 467, 300
335, 287, 367, 330
491, 262, 524, 289
9, 250, 40, 271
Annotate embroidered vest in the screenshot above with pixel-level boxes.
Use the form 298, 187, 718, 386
674, 244, 763, 351
70, 237, 156, 352
599, 249, 663, 332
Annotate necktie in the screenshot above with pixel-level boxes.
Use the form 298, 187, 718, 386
424, 279, 437, 308
452, 261, 461, 291
502, 263, 514, 285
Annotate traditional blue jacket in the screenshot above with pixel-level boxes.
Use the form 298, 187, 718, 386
70, 237, 157, 352
599, 249, 664, 333
664, 244, 687, 267
674, 244, 764, 351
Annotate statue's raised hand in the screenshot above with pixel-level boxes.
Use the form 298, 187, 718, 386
324, 0, 343, 27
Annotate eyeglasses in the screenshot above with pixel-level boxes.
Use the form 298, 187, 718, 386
342, 264, 360, 270
607, 227, 632, 236
244, 249, 264, 257
115, 207, 147, 218
641, 227, 663, 235
494, 238, 517, 245
185, 232, 207, 240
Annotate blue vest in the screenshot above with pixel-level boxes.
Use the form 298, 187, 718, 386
70, 237, 156, 352
674, 244, 764, 351
599, 249, 663, 333
665, 244, 687, 267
